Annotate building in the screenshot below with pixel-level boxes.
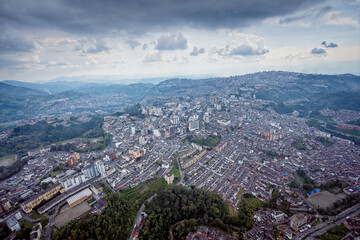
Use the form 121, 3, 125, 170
91, 182, 103, 195
6, 217, 21, 232
344, 219, 360, 230
214, 142, 227, 152
1, 198, 11, 212
189, 120, 199, 131
165, 172, 174, 184
68, 152, 80, 167
131, 126, 136, 135
203, 112, 210, 123
68, 156, 76, 167
21, 183, 63, 214
60, 174, 86, 191
82, 164, 98, 179
290, 213, 310, 232
66, 188, 92, 208
153, 129, 161, 137
139, 136, 146, 145
30, 223, 42, 240
95, 161, 107, 178
182, 150, 207, 169
129, 149, 144, 159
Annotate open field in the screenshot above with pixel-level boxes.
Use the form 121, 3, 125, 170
307, 191, 346, 209
54, 201, 91, 228
0, 155, 16, 167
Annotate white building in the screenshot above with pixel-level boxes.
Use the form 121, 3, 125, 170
153, 129, 161, 138
60, 174, 86, 191
164, 172, 174, 184
95, 160, 107, 178
6, 217, 20, 232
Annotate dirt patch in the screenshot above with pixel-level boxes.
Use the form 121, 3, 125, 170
307, 191, 346, 209
0, 155, 16, 167
54, 201, 91, 228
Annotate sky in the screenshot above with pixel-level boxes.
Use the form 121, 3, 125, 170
0, 0, 359, 82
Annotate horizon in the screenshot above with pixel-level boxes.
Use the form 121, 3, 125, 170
1, 69, 359, 85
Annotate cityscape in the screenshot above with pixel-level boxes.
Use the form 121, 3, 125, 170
1, 0, 360, 240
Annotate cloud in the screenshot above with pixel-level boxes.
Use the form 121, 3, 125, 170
155, 33, 187, 50
85, 59, 98, 65
143, 51, 162, 62
321, 41, 338, 48
190, 47, 205, 56
83, 40, 110, 54
0, 32, 34, 53
215, 32, 269, 57
322, 11, 360, 27
0, 0, 324, 35
311, 48, 326, 54
279, 5, 332, 25
125, 39, 141, 49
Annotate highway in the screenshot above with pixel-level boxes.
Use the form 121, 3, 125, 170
295, 203, 360, 240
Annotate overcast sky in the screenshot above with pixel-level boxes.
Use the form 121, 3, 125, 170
0, 0, 359, 82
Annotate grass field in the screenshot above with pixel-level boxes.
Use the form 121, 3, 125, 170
307, 191, 346, 209
0, 154, 16, 167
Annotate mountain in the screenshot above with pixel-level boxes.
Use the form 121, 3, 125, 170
0, 82, 48, 96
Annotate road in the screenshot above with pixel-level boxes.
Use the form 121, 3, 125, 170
43, 201, 63, 240
295, 203, 360, 240
128, 194, 157, 240
294, 174, 322, 223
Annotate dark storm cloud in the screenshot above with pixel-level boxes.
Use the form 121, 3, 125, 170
311, 48, 326, 54
155, 33, 187, 50
0, 33, 34, 53
0, 0, 324, 34
321, 41, 338, 48
190, 47, 205, 56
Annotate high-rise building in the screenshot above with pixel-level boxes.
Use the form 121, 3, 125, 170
164, 172, 174, 184
82, 164, 98, 178
131, 126, 136, 135
203, 112, 210, 123
95, 161, 107, 178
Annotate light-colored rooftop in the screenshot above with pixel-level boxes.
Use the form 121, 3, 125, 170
66, 188, 92, 205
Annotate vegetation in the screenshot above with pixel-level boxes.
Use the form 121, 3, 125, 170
315, 137, 334, 147
319, 193, 360, 216
15, 220, 35, 240
187, 135, 221, 149
51, 133, 111, 152
170, 156, 181, 184
264, 189, 291, 215
288, 179, 300, 188
55, 179, 264, 240
296, 169, 315, 191
53, 192, 137, 240
318, 179, 348, 194
0, 115, 105, 157
0, 222, 11, 240
291, 138, 307, 150
0, 157, 28, 181
318, 224, 350, 240
113, 103, 145, 118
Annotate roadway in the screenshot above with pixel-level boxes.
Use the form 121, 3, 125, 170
128, 194, 157, 240
295, 203, 360, 240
